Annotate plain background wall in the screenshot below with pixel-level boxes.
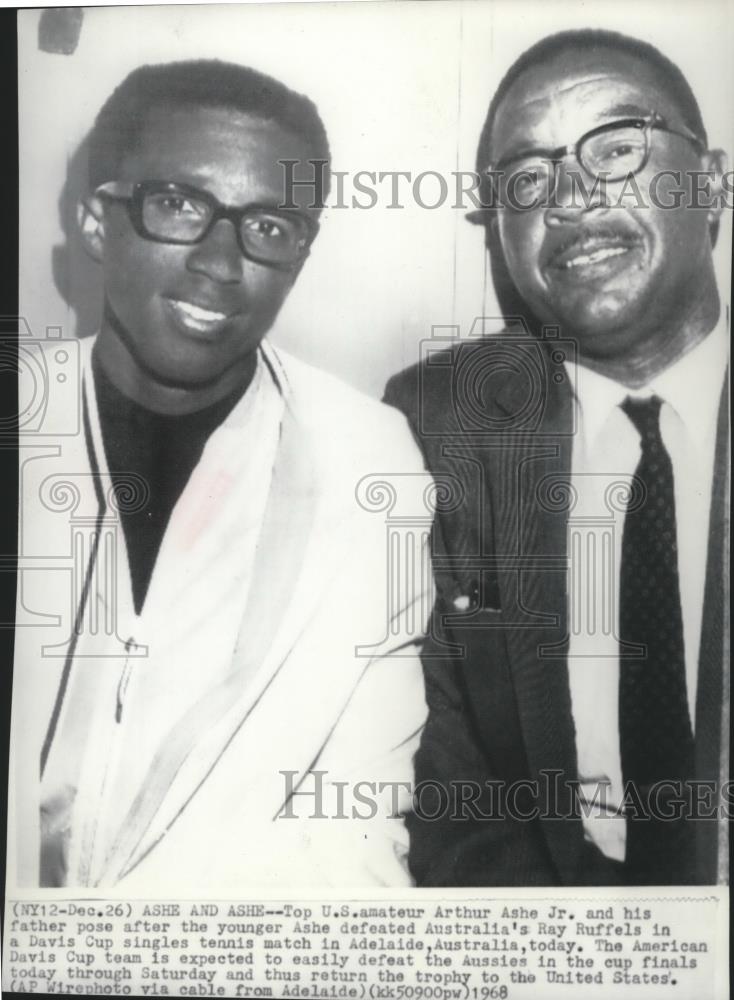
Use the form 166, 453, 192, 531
18, 0, 733, 398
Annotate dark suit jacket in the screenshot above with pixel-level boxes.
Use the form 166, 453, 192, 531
385, 331, 728, 886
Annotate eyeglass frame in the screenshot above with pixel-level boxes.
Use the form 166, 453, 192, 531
94, 180, 321, 270
483, 111, 707, 204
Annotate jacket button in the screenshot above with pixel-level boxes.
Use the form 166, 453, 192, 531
452, 579, 480, 612
469, 579, 480, 609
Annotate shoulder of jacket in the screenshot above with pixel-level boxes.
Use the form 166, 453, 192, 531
384, 331, 525, 430
270, 344, 423, 463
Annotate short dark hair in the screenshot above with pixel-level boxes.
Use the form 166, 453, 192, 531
87, 59, 331, 200
476, 29, 708, 173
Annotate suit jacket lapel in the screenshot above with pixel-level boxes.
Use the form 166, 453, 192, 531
488, 354, 581, 882
694, 373, 729, 881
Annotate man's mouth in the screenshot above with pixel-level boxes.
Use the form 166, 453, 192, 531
164, 297, 234, 336
546, 234, 643, 277
560, 245, 630, 269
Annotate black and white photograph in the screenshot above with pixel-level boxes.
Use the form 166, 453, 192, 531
3, 1, 731, 996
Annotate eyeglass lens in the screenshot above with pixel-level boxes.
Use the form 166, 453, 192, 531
581, 125, 647, 178
499, 123, 648, 203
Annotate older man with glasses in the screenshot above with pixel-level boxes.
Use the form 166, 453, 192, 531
386, 28, 729, 886
14, 59, 429, 890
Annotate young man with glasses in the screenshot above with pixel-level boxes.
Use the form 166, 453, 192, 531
386, 29, 729, 886
15, 60, 429, 889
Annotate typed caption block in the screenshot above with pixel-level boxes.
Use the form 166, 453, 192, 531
3, 893, 727, 1000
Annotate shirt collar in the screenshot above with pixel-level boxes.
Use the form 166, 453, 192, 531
650, 318, 729, 446
565, 314, 729, 450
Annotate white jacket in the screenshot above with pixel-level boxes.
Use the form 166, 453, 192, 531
10, 337, 432, 891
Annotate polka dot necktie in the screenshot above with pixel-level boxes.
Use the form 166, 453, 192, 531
618, 395, 695, 883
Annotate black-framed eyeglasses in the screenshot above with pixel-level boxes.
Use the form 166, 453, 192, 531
485, 112, 706, 208
95, 180, 320, 269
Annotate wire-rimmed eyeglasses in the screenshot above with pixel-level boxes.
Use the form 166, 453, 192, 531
485, 112, 706, 209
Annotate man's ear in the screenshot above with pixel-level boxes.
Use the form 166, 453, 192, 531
77, 195, 106, 261
700, 148, 729, 225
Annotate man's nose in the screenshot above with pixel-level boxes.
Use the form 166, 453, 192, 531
544, 157, 608, 228
185, 218, 243, 283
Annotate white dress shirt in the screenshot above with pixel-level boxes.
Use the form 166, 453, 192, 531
564, 320, 729, 861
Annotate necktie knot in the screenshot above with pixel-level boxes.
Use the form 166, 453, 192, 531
621, 394, 663, 448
